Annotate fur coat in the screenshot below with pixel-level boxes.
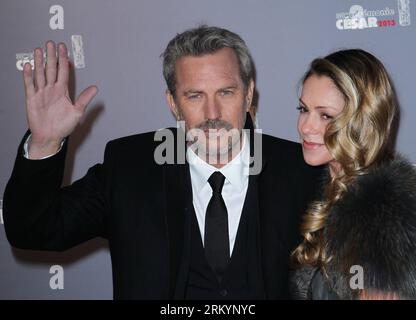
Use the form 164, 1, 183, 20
290, 156, 416, 299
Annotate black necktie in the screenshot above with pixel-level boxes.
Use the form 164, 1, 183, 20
204, 171, 230, 282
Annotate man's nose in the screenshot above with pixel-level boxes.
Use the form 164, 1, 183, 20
204, 97, 221, 120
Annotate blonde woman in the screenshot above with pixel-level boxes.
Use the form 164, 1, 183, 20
290, 49, 416, 299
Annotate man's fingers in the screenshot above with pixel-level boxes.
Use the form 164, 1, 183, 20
57, 43, 69, 86
45, 41, 57, 86
23, 62, 35, 98
74, 86, 98, 113
34, 47, 45, 89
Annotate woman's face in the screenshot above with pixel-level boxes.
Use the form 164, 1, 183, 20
297, 74, 345, 167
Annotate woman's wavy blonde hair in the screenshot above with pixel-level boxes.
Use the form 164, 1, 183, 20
292, 49, 399, 268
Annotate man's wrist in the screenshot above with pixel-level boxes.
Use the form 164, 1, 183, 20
27, 136, 63, 160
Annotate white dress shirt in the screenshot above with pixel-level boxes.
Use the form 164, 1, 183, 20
187, 131, 250, 256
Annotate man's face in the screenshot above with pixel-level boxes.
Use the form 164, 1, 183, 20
167, 48, 254, 165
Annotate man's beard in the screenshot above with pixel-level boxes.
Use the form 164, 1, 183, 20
187, 119, 242, 165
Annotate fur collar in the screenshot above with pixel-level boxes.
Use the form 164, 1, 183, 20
325, 156, 416, 299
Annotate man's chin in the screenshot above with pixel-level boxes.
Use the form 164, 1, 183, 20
195, 144, 230, 157
187, 128, 242, 163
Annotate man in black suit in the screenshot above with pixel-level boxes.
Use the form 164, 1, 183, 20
3, 26, 321, 299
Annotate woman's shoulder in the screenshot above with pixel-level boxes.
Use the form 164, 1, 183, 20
289, 265, 318, 300
290, 265, 341, 300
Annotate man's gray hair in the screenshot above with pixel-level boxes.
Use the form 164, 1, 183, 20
162, 25, 255, 98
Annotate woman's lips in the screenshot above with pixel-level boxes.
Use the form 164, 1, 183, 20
302, 140, 324, 150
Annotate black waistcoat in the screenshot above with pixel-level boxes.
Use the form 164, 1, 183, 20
185, 176, 265, 299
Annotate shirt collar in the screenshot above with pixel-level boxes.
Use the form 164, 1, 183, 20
187, 130, 250, 193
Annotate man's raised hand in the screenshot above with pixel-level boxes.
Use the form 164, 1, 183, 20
23, 41, 98, 159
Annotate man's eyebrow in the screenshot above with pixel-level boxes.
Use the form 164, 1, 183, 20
220, 85, 238, 90
183, 85, 239, 96
183, 90, 203, 96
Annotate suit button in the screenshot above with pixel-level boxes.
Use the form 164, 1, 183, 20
220, 289, 228, 297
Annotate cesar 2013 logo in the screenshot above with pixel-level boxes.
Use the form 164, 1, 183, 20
336, 0, 411, 30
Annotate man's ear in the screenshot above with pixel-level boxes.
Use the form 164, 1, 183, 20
245, 79, 255, 112
166, 89, 181, 120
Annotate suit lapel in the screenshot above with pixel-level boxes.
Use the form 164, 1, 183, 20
163, 136, 193, 298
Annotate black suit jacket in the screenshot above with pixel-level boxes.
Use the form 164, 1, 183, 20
3, 125, 322, 299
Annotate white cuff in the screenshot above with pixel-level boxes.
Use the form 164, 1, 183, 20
23, 134, 65, 159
